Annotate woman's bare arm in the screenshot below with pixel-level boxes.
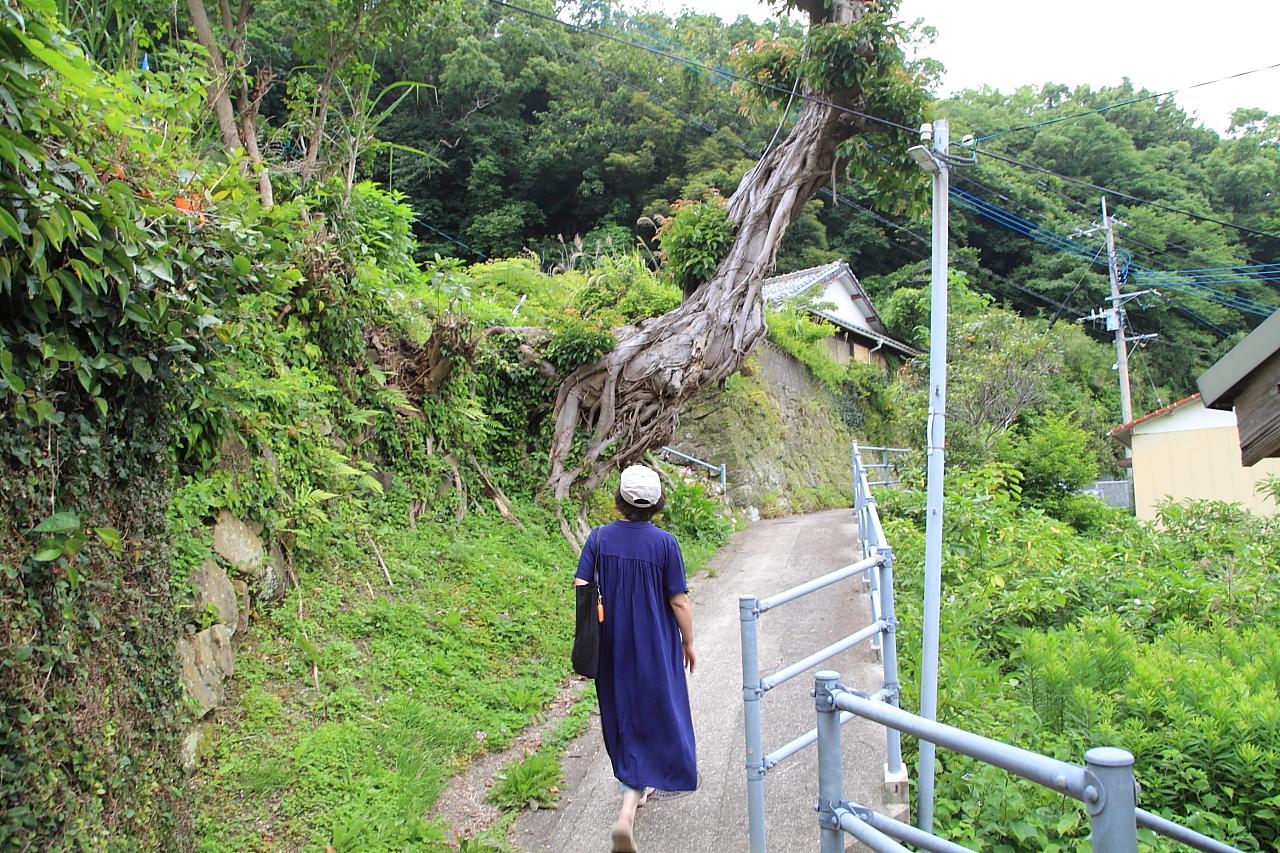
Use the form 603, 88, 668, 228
669, 593, 696, 673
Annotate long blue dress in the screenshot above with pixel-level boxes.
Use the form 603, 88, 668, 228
576, 520, 698, 792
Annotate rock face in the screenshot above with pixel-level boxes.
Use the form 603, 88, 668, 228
212, 510, 264, 570
189, 559, 239, 636
177, 624, 234, 717
676, 343, 855, 516
211, 510, 286, 602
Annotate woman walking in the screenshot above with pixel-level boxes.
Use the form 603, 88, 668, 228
575, 464, 698, 853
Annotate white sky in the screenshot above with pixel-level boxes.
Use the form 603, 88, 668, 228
639, 0, 1280, 133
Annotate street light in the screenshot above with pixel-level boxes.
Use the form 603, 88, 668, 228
911, 119, 948, 835
908, 144, 941, 175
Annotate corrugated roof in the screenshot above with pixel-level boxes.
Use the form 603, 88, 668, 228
1197, 309, 1280, 410
1107, 393, 1202, 443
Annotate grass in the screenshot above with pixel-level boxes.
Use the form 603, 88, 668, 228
194, 490, 723, 852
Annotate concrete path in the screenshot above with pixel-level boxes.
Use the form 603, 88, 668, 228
514, 509, 892, 853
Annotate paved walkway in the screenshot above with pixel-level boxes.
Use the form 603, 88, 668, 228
514, 509, 891, 852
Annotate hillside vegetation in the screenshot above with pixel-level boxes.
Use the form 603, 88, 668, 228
3, 0, 1280, 851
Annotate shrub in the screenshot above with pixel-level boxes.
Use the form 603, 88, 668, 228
655, 191, 735, 296
765, 304, 845, 388
487, 751, 562, 811
997, 412, 1099, 515
660, 480, 732, 546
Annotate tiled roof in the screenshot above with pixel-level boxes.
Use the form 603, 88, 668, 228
1107, 393, 1202, 439
810, 309, 920, 357
761, 261, 849, 303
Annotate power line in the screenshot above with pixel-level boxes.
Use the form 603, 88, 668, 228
951, 185, 1278, 319
975, 147, 1280, 242
415, 218, 489, 260
975, 61, 1280, 143
487, 0, 920, 134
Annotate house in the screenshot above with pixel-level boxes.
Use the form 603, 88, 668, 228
761, 261, 918, 369
1196, 309, 1280, 466
1108, 393, 1280, 521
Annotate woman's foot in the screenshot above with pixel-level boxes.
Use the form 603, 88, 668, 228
636, 787, 656, 808
610, 820, 638, 852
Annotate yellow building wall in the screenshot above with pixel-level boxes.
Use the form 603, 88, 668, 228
1130, 425, 1280, 521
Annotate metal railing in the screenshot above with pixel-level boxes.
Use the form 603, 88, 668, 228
813, 671, 1243, 853
787, 444, 1245, 853
853, 444, 911, 487
659, 445, 727, 495
738, 443, 904, 853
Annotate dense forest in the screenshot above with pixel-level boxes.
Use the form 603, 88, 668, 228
3, 0, 1279, 850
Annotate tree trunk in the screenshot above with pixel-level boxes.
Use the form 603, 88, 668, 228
546, 0, 885, 545
186, 0, 242, 154
226, 0, 275, 208
300, 61, 338, 182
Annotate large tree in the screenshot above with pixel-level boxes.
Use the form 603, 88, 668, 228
544, 0, 929, 541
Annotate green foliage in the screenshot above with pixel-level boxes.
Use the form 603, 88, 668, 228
574, 252, 682, 325
660, 480, 732, 546
655, 192, 735, 295
878, 468, 1280, 848
837, 360, 894, 441
765, 304, 844, 388
996, 413, 1099, 514
488, 751, 563, 811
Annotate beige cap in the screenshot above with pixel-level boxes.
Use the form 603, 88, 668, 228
619, 465, 662, 508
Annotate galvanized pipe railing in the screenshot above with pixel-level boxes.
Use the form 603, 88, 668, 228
659, 445, 727, 495
814, 671, 1244, 853
738, 444, 903, 853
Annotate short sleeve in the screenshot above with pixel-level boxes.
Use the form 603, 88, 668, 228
663, 534, 688, 598
575, 528, 598, 583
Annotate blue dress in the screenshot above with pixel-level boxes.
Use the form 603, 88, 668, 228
576, 520, 698, 792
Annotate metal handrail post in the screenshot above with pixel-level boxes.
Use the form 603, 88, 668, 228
720, 463, 727, 498
1085, 748, 1137, 853
739, 596, 767, 853
815, 671, 845, 853
852, 441, 860, 512
879, 547, 903, 774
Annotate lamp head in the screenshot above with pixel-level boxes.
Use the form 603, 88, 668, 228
908, 145, 941, 175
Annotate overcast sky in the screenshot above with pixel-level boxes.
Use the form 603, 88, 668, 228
637, 0, 1280, 133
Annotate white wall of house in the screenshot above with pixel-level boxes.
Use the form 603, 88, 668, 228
1130, 400, 1280, 520
817, 278, 875, 331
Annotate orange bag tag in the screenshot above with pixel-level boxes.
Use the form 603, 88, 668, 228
597, 597, 605, 624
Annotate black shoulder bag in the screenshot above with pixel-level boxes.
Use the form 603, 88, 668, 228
571, 529, 604, 678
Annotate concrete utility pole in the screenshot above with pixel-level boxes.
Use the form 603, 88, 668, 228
1103, 197, 1134, 428
1077, 198, 1157, 468
906, 119, 974, 834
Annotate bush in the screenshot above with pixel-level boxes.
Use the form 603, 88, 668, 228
574, 252, 681, 325
660, 480, 732, 546
997, 412, 1099, 515
655, 192, 735, 296
765, 305, 845, 388
879, 467, 1280, 848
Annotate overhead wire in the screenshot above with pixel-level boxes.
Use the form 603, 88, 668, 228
492, 0, 1269, 339
528, 13, 1075, 316
415, 218, 490, 260
974, 147, 1280, 243
975, 61, 1280, 143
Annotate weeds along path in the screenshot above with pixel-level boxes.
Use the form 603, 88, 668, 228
514, 509, 891, 853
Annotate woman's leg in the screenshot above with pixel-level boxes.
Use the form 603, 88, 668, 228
611, 784, 645, 851
616, 787, 644, 826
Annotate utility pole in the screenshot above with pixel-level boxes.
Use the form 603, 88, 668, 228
907, 119, 974, 834
1075, 198, 1157, 468
1103, 197, 1134, 428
